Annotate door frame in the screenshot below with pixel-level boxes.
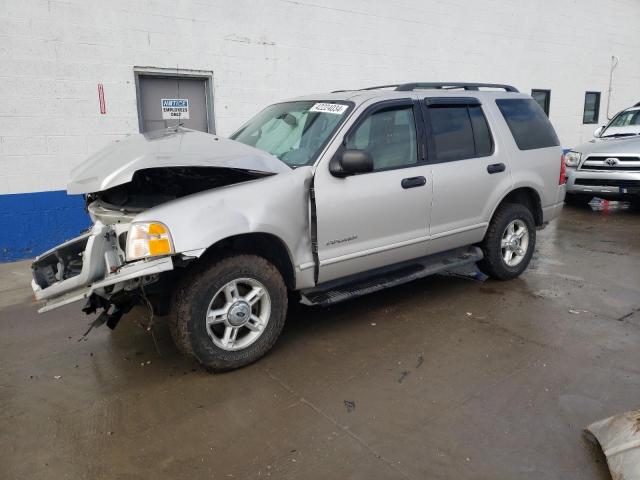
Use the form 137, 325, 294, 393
133, 66, 216, 134
313, 97, 432, 282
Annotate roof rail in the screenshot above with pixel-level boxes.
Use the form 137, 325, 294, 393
331, 82, 519, 94
331, 84, 399, 93
395, 82, 519, 92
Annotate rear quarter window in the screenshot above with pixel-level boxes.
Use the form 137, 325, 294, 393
496, 98, 560, 150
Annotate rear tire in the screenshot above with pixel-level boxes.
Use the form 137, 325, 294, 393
170, 255, 288, 372
478, 203, 536, 280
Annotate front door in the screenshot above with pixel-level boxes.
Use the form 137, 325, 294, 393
314, 100, 432, 283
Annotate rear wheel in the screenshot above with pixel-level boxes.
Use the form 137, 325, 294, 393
170, 255, 288, 372
478, 203, 536, 280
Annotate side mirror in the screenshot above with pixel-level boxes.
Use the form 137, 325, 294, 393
593, 126, 604, 138
329, 149, 374, 177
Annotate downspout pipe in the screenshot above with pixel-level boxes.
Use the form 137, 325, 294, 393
606, 56, 619, 121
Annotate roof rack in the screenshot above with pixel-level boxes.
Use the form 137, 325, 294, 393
395, 82, 518, 92
332, 82, 519, 93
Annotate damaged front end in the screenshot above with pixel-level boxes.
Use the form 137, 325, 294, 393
31, 127, 288, 326
31, 220, 174, 321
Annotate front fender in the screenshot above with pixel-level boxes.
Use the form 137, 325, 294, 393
133, 166, 315, 274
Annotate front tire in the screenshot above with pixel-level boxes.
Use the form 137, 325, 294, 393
478, 203, 536, 280
170, 255, 288, 372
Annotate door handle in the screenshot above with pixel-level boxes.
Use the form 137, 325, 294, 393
487, 163, 506, 174
401, 176, 426, 189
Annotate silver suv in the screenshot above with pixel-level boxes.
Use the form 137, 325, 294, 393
31, 82, 566, 371
565, 136, 640, 206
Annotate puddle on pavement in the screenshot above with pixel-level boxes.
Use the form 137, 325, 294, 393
587, 198, 632, 213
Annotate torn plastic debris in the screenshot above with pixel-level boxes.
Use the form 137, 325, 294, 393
585, 409, 640, 479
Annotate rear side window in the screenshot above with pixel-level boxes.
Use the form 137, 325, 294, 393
468, 106, 492, 157
496, 98, 560, 150
427, 104, 493, 162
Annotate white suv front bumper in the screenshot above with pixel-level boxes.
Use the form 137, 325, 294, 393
31, 222, 174, 312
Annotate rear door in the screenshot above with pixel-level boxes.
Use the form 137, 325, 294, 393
423, 97, 513, 253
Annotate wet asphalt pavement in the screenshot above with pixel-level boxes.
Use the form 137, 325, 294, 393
1, 201, 639, 480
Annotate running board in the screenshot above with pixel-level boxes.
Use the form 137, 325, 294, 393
300, 246, 484, 307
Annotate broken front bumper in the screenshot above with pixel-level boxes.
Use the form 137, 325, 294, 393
31, 222, 174, 313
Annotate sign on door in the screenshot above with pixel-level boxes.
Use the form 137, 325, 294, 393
161, 98, 190, 120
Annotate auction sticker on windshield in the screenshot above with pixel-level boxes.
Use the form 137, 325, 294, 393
309, 103, 348, 114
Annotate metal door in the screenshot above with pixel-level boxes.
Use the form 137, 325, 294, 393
138, 76, 210, 133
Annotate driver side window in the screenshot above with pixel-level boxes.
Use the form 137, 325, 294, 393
346, 105, 418, 171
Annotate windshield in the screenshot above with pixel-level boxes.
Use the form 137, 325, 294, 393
602, 109, 640, 136
230, 101, 352, 167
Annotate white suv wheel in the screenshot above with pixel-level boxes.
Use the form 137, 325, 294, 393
500, 219, 530, 267
205, 278, 272, 351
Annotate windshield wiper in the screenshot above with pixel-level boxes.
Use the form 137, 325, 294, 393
601, 133, 640, 138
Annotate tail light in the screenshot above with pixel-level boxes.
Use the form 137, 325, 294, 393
559, 154, 567, 185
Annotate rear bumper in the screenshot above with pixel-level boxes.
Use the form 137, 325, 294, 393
542, 199, 565, 223
541, 184, 566, 224
31, 222, 174, 312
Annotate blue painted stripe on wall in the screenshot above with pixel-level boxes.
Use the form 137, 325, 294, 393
0, 191, 90, 262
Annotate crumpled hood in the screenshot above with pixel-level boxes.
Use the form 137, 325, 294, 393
67, 127, 290, 194
572, 135, 640, 156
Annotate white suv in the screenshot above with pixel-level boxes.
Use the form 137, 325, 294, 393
32, 82, 566, 371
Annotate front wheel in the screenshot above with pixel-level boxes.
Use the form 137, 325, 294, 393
478, 203, 536, 280
170, 255, 288, 372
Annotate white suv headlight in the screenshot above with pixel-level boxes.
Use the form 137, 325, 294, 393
564, 151, 582, 168
126, 222, 174, 261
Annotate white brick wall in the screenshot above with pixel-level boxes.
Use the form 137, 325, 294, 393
1, 0, 639, 194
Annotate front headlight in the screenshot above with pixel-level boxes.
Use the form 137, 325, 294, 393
126, 222, 174, 261
564, 151, 582, 168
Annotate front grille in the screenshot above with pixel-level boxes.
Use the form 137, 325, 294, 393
574, 179, 640, 187
587, 156, 640, 162
582, 165, 640, 171
580, 155, 640, 172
